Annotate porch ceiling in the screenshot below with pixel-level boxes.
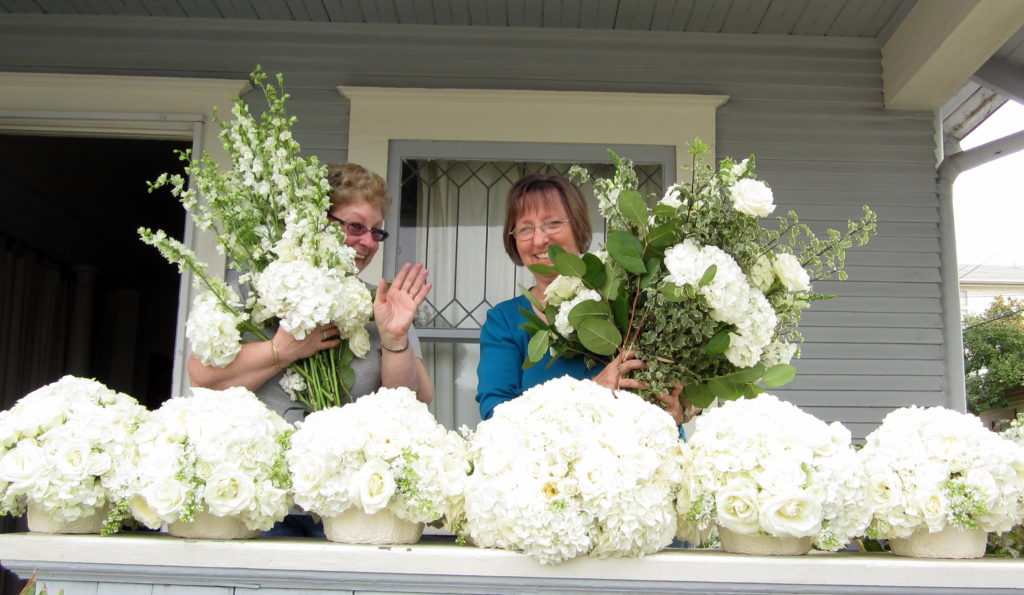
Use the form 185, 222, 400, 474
1, 0, 1022, 145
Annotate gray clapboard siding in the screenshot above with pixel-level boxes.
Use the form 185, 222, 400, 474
0, 13, 948, 437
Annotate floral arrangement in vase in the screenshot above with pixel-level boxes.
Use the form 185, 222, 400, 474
286, 387, 470, 543
140, 66, 372, 411
858, 406, 1024, 554
989, 413, 1024, 557
675, 393, 871, 553
461, 376, 684, 564
127, 386, 293, 534
0, 376, 149, 534
521, 142, 876, 407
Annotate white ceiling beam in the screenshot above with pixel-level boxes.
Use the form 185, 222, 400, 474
972, 57, 1024, 105
882, 0, 1024, 110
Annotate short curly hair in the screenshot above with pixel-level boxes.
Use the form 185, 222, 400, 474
326, 163, 390, 217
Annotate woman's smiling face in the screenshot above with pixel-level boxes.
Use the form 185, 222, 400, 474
513, 190, 578, 274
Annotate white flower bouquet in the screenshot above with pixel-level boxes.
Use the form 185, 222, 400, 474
286, 387, 469, 526
521, 142, 876, 408
461, 376, 684, 564
989, 413, 1024, 557
858, 406, 1024, 541
0, 376, 149, 534
128, 386, 293, 532
675, 393, 871, 551
140, 66, 372, 411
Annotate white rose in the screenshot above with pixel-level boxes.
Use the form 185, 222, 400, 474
715, 479, 760, 535
772, 253, 811, 292
129, 493, 163, 530
52, 440, 93, 482
912, 488, 948, 532
758, 489, 822, 538
658, 184, 683, 209
351, 458, 395, 514
730, 178, 775, 217
545, 276, 585, 307
204, 464, 256, 517
142, 476, 187, 518
348, 326, 371, 359
0, 443, 46, 493
86, 451, 113, 478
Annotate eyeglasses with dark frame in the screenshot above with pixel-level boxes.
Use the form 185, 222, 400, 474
327, 214, 389, 242
509, 219, 570, 241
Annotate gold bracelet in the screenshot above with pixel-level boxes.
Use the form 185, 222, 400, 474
269, 340, 281, 370
381, 340, 409, 353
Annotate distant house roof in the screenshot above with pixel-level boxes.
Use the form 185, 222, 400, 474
959, 264, 1024, 285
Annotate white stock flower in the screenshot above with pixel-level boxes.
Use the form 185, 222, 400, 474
772, 253, 811, 292
730, 178, 775, 217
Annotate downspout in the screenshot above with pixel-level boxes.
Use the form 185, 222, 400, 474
936, 128, 1024, 412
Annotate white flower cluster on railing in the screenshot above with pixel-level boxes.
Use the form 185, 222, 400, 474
1, 375, 1023, 563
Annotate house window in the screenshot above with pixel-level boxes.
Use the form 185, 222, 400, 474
391, 150, 667, 429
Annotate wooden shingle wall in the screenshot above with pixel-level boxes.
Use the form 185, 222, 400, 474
0, 14, 944, 439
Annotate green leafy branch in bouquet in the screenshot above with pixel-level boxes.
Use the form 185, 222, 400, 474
141, 66, 370, 412
520, 140, 877, 409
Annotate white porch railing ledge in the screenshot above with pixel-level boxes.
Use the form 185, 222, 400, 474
0, 532, 1020, 594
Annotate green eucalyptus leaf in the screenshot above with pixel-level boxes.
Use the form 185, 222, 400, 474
576, 317, 621, 356
652, 203, 678, 219
611, 294, 630, 332
340, 365, 356, 391
527, 330, 550, 364
518, 306, 547, 329
640, 256, 662, 289
725, 364, 765, 385
520, 284, 544, 312
704, 331, 731, 355
607, 230, 647, 274
763, 364, 797, 387
660, 283, 688, 302
568, 299, 610, 328
552, 251, 587, 278
684, 383, 716, 409
528, 263, 559, 275
547, 244, 567, 259
708, 377, 742, 401
647, 222, 679, 247
618, 189, 649, 229
582, 253, 606, 289
602, 261, 626, 300
741, 383, 764, 398
698, 264, 718, 287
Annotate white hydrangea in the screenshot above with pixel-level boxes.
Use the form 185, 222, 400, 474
279, 369, 307, 401
128, 386, 293, 531
286, 387, 469, 525
664, 239, 778, 368
553, 289, 602, 337
463, 376, 684, 564
858, 406, 1024, 539
0, 376, 149, 528
186, 290, 245, 367
773, 252, 811, 292
676, 394, 870, 551
730, 178, 775, 218
254, 259, 372, 342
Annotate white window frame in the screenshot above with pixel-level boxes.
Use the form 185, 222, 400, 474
337, 86, 729, 284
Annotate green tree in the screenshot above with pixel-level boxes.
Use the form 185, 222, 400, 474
963, 296, 1024, 413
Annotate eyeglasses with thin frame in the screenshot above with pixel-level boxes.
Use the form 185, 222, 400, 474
510, 219, 570, 241
327, 213, 389, 242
